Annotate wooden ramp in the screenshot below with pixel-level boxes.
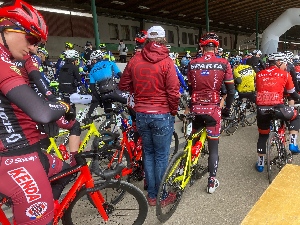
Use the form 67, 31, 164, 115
242, 164, 300, 225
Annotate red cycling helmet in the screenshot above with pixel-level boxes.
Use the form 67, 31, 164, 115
0, 0, 48, 42
135, 30, 147, 44
200, 32, 219, 47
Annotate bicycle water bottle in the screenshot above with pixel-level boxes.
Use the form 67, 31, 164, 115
59, 144, 69, 160
191, 141, 202, 161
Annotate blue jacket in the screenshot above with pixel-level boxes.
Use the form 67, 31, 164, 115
89, 59, 121, 84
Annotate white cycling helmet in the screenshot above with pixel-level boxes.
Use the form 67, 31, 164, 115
293, 55, 299, 60
64, 50, 79, 59
218, 48, 223, 53
166, 45, 171, 50
169, 52, 176, 60
268, 52, 287, 62
284, 51, 294, 60
90, 50, 104, 60
253, 49, 262, 56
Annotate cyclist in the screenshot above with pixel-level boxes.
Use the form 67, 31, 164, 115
216, 47, 223, 58
0, 1, 75, 224
187, 32, 235, 193
285, 51, 300, 97
57, 49, 82, 107
119, 25, 180, 206
86, 50, 126, 120
233, 58, 256, 103
246, 49, 265, 73
134, 30, 147, 54
55, 41, 74, 77
255, 52, 300, 172
37, 46, 55, 82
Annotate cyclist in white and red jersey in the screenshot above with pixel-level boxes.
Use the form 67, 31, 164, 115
255, 52, 300, 172
0, 1, 74, 224
187, 33, 235, 193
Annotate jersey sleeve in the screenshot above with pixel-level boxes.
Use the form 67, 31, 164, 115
286, 72, 295, 93
224, 62, 234, 84
233, 68, 241, 79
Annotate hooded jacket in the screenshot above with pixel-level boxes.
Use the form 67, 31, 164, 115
119, 42, 180, 115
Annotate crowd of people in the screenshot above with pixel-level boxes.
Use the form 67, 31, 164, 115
1, 0, 300, 224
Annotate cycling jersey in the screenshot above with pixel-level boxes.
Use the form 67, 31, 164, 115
233, 64, 256, 93
256, 66, 295, 106
286, 62, 300, 92
89, 59, 121, 84
187, 53, 234, 106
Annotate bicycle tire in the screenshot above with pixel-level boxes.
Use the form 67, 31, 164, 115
266, 132, 286, 184
61, 180, 148, 225
156, 150, 186, 223
91, 144, 131, 204
244, 102, 257, 126
172, 131, 179, 158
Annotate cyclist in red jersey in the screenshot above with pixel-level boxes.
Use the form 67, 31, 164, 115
187, 33, 235, 194
255, 52, 300, 172
0, 1, 74, 224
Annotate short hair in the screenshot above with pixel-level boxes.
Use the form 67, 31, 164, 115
145, 37, 167, 45
202, 46, 215, 52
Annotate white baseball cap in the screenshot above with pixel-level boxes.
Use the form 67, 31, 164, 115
147, 26, 165, 38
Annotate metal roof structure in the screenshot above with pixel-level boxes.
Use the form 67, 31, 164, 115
26, 0, 300, 42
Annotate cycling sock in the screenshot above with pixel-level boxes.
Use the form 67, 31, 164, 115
290, 134, 297, 146
258, 156, 264, 166
70, 152, 78, 167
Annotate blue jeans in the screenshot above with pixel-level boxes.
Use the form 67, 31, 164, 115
136, 112, 175, 199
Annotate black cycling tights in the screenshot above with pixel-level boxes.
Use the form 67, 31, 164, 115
257, 133, 269, 155
207, 138, 219, 177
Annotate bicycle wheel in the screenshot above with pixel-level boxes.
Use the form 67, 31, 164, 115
61, 180, 148, 225
171, 131, 179, 158
244, 102, 257, 126
156, 150, 187, 223
91, 144, 131, 204
266, 132, 286, 184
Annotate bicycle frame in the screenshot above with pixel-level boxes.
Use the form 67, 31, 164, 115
171, 128, 207, 190
47, 122, 101, 160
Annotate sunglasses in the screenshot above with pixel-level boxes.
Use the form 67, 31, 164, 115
6, 29, 41, 46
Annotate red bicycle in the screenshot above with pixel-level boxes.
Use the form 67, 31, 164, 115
0, 149, 148, 224
93, 103, 179, 199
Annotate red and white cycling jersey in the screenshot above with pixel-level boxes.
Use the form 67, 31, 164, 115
256, 66, 295, 106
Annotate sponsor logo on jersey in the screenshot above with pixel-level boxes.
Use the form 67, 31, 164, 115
26, 201, 47, 220
10, 66, 21, 75
7, 167, 41, 203
5, 156, 37, 165
201, 70, 209, 76
190, 63, 224, 70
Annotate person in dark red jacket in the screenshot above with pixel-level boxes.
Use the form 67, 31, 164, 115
119, 25, 180, 207
187, 33, 235, 194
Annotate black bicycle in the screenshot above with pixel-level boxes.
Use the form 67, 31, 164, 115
221, 97, 256, 135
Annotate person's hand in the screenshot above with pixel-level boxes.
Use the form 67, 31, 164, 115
65, 106, 76, 121
59, 101, 76, 121
38, 122, 59, 137
221, 107, 231, 118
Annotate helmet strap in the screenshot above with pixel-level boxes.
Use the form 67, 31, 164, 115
0, 31, 9, 51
